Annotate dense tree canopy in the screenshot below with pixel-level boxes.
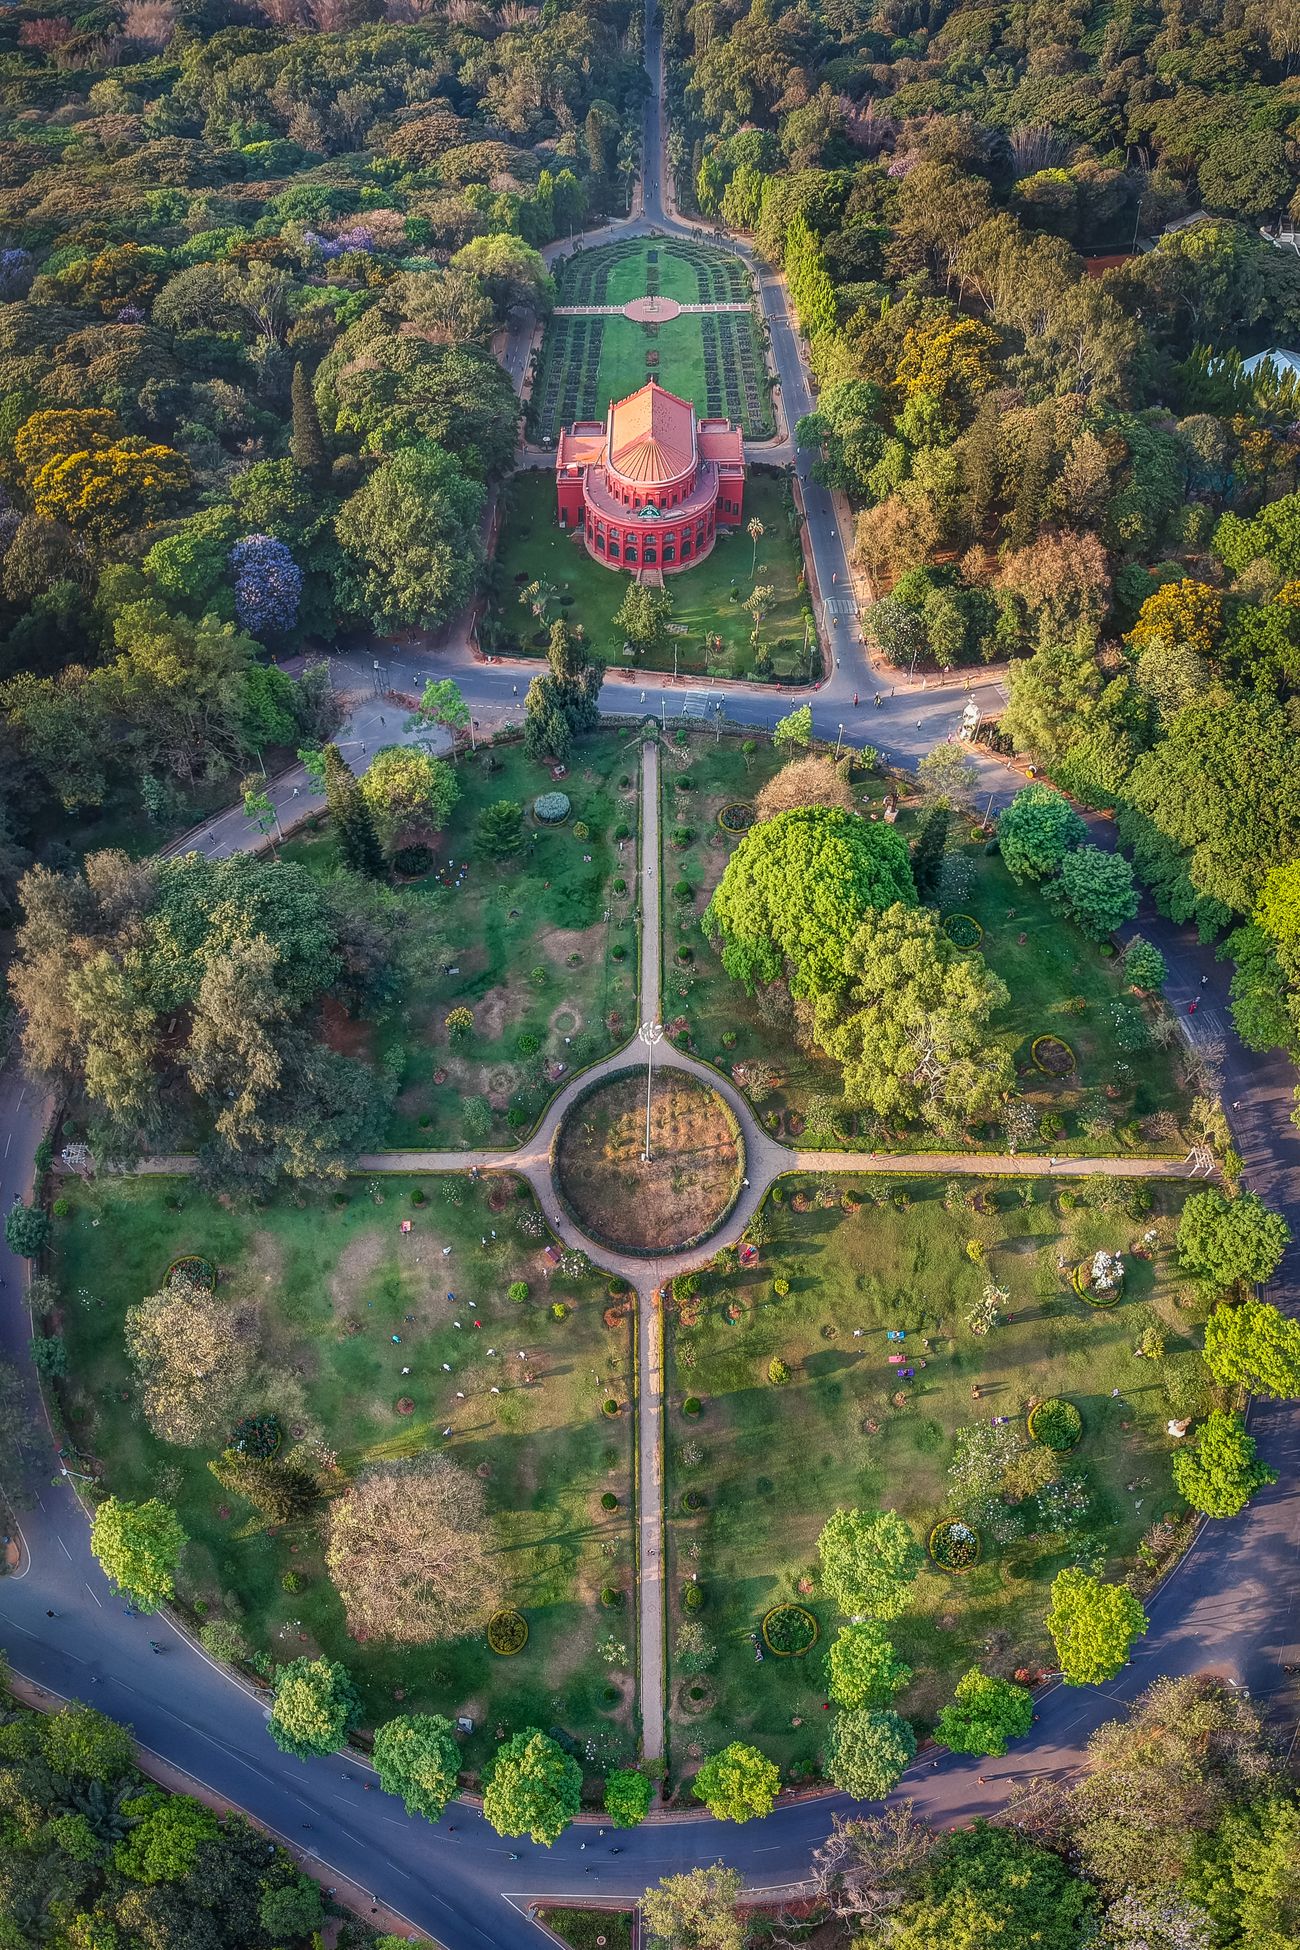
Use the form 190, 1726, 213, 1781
703, 806, 914, 999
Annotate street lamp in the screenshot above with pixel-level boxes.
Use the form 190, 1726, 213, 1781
835, 723, 844, 759
638, 1019, 664, 1161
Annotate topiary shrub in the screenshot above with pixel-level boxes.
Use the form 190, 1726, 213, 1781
534, 792, 571, 823
487, 1608, 529, 1655
683, 1584, 705, 1611
683, 1396, 702, 1417
1028, 1397, 1083, 1450
603, 1398, 620, 1416
508, 1280, 528, 1304
601, 1492, 619, 1510
601, 1586, 622, 1607
573, 820, 590, 840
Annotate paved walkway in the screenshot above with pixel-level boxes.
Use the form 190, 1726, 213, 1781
137, 738, 1207, 1764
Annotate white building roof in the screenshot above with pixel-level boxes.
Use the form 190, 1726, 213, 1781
1243, 348, 1300, 382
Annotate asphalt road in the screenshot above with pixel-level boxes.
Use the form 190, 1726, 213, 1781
1, 17, 1299, 1945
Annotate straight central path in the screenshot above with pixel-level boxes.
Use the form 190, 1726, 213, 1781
634, 741, 667, 1763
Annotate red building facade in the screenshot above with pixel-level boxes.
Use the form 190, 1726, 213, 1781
555, 379, 745, 573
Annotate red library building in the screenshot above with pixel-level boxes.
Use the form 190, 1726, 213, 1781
555, 379, 745, 573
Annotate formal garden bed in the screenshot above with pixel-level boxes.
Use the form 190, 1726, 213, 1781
663, 1170, 1212, 1781
282, 729, 639, 1151
484, 469, 811, 680
554, 1068, 744, 1254
49, 1174, 636, 1780
668, 770, 1194, 1158
534, 1907, 634, 1950
529, 237, 773, 441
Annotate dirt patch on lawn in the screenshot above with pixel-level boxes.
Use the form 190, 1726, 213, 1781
318, 995, 374, 1060
556, 1069, 744, 1254
538, 921, 605, 967
328, 1231, 388, 1314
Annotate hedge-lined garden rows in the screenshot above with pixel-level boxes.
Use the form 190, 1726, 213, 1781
534, 315, 606, 440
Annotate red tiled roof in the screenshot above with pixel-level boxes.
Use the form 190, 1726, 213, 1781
607, 380, 695, 484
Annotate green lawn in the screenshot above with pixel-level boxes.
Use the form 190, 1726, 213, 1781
486, 469, 812, 680
52, 1174, 637, 1782
663, 1171, 1209, 1788
668, 758, 1192, 1156
284, 729, 640, 1151
531, 238, 774, 440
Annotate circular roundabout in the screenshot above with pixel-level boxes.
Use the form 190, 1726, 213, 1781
554, 1065, 744, 1255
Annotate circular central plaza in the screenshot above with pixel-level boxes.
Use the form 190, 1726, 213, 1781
555, 1067, 744, 1255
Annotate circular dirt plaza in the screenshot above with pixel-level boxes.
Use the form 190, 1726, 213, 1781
555, 1067, 744, 1254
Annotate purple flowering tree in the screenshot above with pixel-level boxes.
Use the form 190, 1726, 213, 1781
231, 534, 302, 635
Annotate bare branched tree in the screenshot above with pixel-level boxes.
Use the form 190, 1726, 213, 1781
326, 1454, 498, 1645
807, 1805, 935, 1929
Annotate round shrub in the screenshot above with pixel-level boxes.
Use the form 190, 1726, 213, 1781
534, 792, 571, 823
683, 1584, 705, 1611
761, 1604, 819, 1656
1028, 1398, 1083, 1450
508, 1280, 528, 1304
573, 821, 590, 841
673, 879, 693, 903
601, 1492, 619, 1511
392, 843, 433, 877
603, 1398, 619, 1417
683, 1396, 702, 1417
928, 1519, 982, 1572
601, 1586, 622, 1607
281, 1571, 302, 1593
51, 1196, 71, 1218
516, 1031, 541, 1056
486, 1608, 529, 1655
773, 1277, 790, 1297
411, 1189, 426, 1205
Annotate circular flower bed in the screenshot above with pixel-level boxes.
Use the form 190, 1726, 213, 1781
486, 1608, 529, 1655
1032, 1033, 1076, 1077
942, 912, 983, 948
230, 1413, 280, 1458
718, 803, 754, 833
1072, 1261, 1122, 1307
1028, 1398, 1083, 1450
166, 1254, 215, 1290
929, 1519, 982, 1572
761, 1603, 819, 1657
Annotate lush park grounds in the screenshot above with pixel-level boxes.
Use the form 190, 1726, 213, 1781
666, 746, 1192, 1157
487, 469, 811, 680
531, 238, 773, 441
663, 1171, 1209, 1785
285, 730, 640, 1151
51, 1174, 637, 1780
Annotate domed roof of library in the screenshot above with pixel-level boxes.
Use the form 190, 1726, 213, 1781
607, 380, 695, 483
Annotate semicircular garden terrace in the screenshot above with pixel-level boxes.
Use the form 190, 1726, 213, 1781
554, 1066, 745, 1257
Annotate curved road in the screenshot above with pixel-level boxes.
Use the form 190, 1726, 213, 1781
2, 17, 1300, 1946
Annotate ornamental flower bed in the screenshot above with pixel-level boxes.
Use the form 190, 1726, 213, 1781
761, 1603, 819, 1656
1072, 1248, 1124, 1306
230, 1413, 281, 1458
1028, 1397, 1083, 1450
486, 1608, 529, 1655
1031, 1033, 1076, 1077
718, 803, 754, 833
929, 1519, 982, 1572
166, 1254, 216, 1290
942, 912, 983, 948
